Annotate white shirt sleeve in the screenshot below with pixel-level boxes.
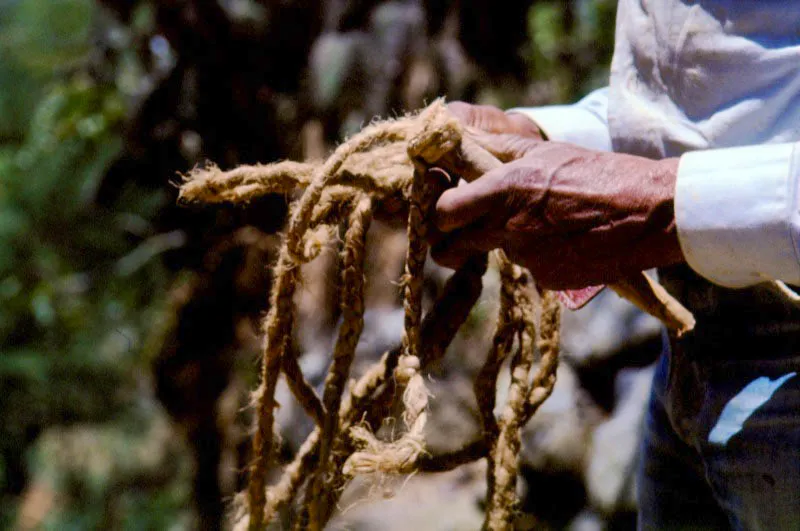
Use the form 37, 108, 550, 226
676, 143, 800, 288
507, 88, 612, 152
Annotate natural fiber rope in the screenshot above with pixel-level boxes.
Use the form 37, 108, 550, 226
307, 195, 373, 529
258, 252, 486, 525
246, 248, 297, 531
180, 145, 410, 207
338, 159, 435, 472
485, 255, 538, 530
475, 251, 519, 503
180, 100, 562, 530
525, 290, 561, 420
284, 121, 410, 264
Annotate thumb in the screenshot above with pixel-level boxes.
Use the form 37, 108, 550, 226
434, 167, 508, 233
430, 224, 506, 270
435, 156, 538, 233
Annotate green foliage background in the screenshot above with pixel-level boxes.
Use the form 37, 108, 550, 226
0, 0, 615, 527
0, 0, 189, 527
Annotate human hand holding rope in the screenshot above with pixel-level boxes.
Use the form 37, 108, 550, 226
428, 102, 694, 334
436, 102, 683, 288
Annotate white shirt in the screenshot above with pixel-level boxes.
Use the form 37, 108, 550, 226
511, 0, 800, 288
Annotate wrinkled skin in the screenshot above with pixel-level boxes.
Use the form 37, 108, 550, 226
432, 102, 684, 290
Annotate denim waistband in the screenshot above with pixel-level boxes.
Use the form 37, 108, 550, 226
659, 264, 800, 353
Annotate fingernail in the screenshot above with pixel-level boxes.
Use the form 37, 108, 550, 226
427, 167, 456, 188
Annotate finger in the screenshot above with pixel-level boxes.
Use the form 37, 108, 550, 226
434, 169, 507, 233
506, 112, 545, 139
447, 102, 544, 139
447, 101, 510, 134
430, 225, 506, 270
466, 131, 544, 163
425, 167, 457, 197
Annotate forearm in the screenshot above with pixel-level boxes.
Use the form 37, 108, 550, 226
510, 92, 800, 289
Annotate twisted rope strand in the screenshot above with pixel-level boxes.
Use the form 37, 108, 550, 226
476, 250, 522, 504
485, 260, 536, 531
280, 342, 325, 426
247, 250, 297, 531
525, 290, 561, 420
308, 196, 373, 529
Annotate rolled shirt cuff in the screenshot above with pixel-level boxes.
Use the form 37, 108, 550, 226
676, 142, 800, 288
508, 88, 612, 152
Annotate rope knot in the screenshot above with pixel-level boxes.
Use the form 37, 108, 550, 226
394, 354, 420, 384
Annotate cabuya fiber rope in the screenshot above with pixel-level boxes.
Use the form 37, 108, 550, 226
180, 100, 562, 531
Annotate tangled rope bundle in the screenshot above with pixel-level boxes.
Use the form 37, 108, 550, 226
180, 100, 687, 530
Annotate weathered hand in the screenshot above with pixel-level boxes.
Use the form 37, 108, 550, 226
431, 138, 684, 289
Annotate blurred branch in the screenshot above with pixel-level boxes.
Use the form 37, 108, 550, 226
114, 230, 186, 277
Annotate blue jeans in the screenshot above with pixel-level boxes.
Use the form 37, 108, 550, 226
637, 266, 800, 530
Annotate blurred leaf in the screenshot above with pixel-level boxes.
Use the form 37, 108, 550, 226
0, 0, 93, 139
0, 0, 92, 72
